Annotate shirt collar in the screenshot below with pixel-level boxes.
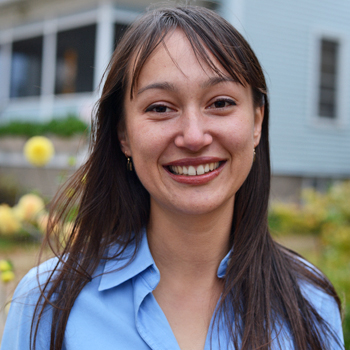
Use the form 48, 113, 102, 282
98, 228, 154, 291
98, 228, 231, 291
217, 249, 231, 278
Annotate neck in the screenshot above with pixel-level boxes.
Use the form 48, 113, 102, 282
147, 200, 233, 285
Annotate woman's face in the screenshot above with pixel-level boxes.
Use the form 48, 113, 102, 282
119, 30, 264, 218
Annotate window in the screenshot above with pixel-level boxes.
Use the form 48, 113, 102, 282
55, 25, 96, 94
318, 39, 339, 119
10, 36, 43, 98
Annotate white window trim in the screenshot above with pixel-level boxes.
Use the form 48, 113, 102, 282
0, 42, 12, 111
308, 28, 348, 129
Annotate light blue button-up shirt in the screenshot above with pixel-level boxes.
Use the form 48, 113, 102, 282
1, 229, 344, 349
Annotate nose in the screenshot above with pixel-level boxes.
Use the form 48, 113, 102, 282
174, 110, 213, 152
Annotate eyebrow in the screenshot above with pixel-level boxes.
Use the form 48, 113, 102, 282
137, 82, 177, 95
136, 76, 238, 96
201, 76, 238, 89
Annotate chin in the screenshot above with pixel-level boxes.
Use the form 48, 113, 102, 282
172, 198, 234, 217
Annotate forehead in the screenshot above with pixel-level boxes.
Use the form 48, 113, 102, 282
128, 29, 239, 97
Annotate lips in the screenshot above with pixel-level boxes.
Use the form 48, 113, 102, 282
163, 157, 226, 185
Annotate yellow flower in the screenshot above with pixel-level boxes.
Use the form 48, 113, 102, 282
24, 136, 55, 167
0, 204, 21, 235
0, 260, 12, 272
14, 194, 45, 222
1, 270, 15, 283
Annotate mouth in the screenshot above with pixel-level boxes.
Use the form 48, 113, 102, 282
168, 162, 222, 176
163, 158, 226, 185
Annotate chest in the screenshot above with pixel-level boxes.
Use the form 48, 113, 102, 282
63, 278, 294, 350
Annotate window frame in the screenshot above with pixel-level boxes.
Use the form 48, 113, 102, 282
308, 29, 348, 128
0, 6, 137, 107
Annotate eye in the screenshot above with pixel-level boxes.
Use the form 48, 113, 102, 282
208, 98, 236, 109
145, 104, 173, 113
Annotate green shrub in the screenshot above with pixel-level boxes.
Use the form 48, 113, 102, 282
0, 115, 89, 138
0, 121, 45, 137
45, 116, 89, 137
269, 182, 350, 236
268, 200, 326, 235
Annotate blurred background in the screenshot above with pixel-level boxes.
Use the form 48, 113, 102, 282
0, 0, 349, 347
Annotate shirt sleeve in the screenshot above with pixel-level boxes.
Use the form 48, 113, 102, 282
319, 288, 344, 349
1, 260, 57, 350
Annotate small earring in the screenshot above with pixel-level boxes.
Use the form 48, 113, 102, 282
253, 148, 256, 162
127, 157, 133, 171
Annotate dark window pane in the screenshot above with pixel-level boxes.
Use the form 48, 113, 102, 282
10, 36, 43, 98
55, 24, 96, 94
318, 39, 339, 119
114, 23, 128, 49
320, 72, 336, 89
319, 103, 335, 118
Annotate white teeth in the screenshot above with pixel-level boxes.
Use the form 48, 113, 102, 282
196, 165, 205, 175
169, 162, 221, 176
188, 166, 196, 176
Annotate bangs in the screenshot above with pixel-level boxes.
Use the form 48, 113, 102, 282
126, 7, 262, 100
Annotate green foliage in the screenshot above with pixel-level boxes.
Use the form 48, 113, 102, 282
0, 235, 40, 252
269, 182, 350, 236
270, 181, 350, 348
268, 202, 322, 235
0, 115, 89, 138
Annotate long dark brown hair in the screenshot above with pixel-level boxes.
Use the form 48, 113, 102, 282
31, 6, 343, 350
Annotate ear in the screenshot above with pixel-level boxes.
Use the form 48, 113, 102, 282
118, 127, 132, 157
253, 105, 264, 147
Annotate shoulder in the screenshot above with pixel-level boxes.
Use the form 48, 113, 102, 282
15, 257, 60, 295
299, 278, 340, 320
0, 257, 60, 350
296, 258, 338, 314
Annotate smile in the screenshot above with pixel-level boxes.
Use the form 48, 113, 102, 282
169, 162, 221, 176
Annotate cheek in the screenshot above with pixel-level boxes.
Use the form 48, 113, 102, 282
127, 122, 169, 161
221, 118, 255, 152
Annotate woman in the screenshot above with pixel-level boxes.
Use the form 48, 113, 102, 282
1, 6, 344, 350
